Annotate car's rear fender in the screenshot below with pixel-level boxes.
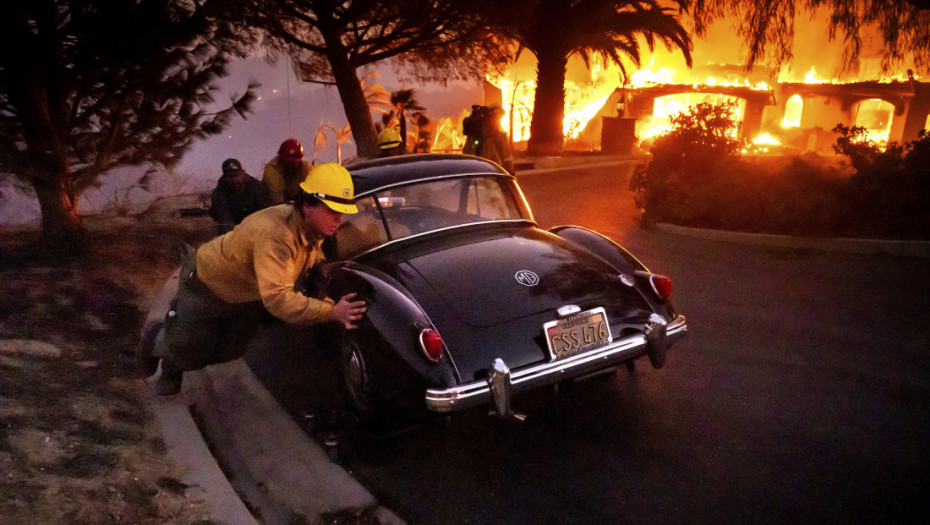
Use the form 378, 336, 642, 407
549, 226, 647, 274
327, 262, 461, 390
550, 225, 678, 318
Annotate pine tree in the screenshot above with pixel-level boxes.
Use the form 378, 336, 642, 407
0, 0, 257, 255
249, 0, 508, 158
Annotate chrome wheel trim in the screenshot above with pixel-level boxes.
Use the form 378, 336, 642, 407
343, 342, 371, 411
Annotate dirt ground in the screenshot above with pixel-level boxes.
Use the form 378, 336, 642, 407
0, 196, 218, 524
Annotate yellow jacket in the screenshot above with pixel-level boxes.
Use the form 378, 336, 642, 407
195, 204, 334, 325
463, 131, 514, 174
262, 157, 312, 204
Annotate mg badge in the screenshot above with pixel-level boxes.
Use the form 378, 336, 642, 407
515, 270, 539, 287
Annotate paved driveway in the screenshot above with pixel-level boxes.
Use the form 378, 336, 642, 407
334, 162, 930, 524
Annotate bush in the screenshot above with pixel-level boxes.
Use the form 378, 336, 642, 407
836, 128, 930, 238
630, 102, 745, 227
631, 107, 930, 239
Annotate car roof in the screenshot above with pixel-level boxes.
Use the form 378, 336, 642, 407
346, 154, 511, 195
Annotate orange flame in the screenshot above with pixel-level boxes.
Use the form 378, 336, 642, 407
469, 19, 923, 155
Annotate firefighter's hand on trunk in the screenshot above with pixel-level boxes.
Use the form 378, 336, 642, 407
332, 293, 367, 330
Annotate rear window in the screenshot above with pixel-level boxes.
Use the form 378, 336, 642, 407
333, 175, 529, 258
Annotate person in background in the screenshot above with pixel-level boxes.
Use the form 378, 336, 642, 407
462, 103, 514, 174
210, 158, 269, 235
137, 163, 368, 396
377, 127, 405, 158
461, 104, 487, 157
262, 138, 312, 204
476, 103, 514, 174
415, 135, 431, 153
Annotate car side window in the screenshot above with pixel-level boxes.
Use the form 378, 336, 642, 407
336, 176, 528, 255
395, 179, 460, 211
333, 196, 387, 258
465, 178, 520, 220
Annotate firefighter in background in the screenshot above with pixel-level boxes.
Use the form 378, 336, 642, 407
210, 158, 269, 235
377, 127, 405, 157
262, 138, 312, 204
462, 103, 514, 174
415, 134, 431, 153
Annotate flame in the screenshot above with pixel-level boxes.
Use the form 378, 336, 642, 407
753, 132, 781, 146
564, 95, 611, 139
495, 78, 536, 142
629, 61, 770, 90
635, 92, 747, 144
467, 17, 922, 155
490, 76, 615, 143
630, 66, 678, 86
745, 132, 782, 153
778, 65, 918, 84
804, 67, 827, 84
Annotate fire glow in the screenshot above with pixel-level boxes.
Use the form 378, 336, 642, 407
490, 72, 614, 142
447, 14, 929, 156
482, 58, 923, 153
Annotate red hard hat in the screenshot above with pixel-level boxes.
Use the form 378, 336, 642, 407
278, 139, 304, 162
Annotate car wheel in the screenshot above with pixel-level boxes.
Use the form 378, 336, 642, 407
340, 336, 376, 417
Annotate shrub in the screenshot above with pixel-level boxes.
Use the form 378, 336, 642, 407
632, 106, 930, 239
838, 129, 930, 238
630, 102, 745, 227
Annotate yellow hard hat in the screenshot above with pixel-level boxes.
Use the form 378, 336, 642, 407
298, 163, 358, 214
377, 127, 403, 149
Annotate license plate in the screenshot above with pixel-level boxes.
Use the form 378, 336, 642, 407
543, 307, 612, 361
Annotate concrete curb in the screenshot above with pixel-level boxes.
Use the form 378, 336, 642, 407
515, 154, 645, 175
150, 386, 258, 525
656, 222, 930, 259
151, 360, 406, 524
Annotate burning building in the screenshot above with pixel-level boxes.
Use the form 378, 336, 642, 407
479, 13, 930, 155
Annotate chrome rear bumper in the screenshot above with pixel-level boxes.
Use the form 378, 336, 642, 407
425, 314, 687, 413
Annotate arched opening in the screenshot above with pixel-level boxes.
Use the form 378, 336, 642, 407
782, 94, 803, 128
639, 93, 745, 143
853, 98, 894, 143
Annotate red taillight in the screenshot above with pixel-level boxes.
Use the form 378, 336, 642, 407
650, 274, 672, 300
419, 328, 444, 362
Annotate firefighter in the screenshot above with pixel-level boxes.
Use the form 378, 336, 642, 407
209, 158, 269, 235
479, 104, 514, 174
262, 138, 312, 204
138, 163, 367, 396
463, 103, 514, 174
377, 127, 405, 157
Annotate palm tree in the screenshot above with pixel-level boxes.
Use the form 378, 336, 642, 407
253, 0, 506, 158
389, 89, 426, 153
313, 123, 352, 165
412, 112, 432, 152
484, 0, 693, 155
362, 72, 392, 121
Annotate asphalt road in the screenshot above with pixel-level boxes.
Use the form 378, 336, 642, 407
268, 162, 930, 524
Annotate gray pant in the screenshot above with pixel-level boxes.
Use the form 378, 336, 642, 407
162, 255, 264, 372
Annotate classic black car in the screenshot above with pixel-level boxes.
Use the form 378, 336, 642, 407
324, 154, 687, 422
139, 154, 687, 424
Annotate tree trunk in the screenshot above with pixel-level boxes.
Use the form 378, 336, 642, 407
325, 50, 378, 159
528, 48, 567, 156
398, 108, 408, 153
32, 175, 84, 256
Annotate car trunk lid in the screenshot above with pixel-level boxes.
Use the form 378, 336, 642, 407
404, 229, 644, 328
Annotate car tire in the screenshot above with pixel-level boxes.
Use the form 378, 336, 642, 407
339, 336, 422, 439
340, 336, 376, 418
